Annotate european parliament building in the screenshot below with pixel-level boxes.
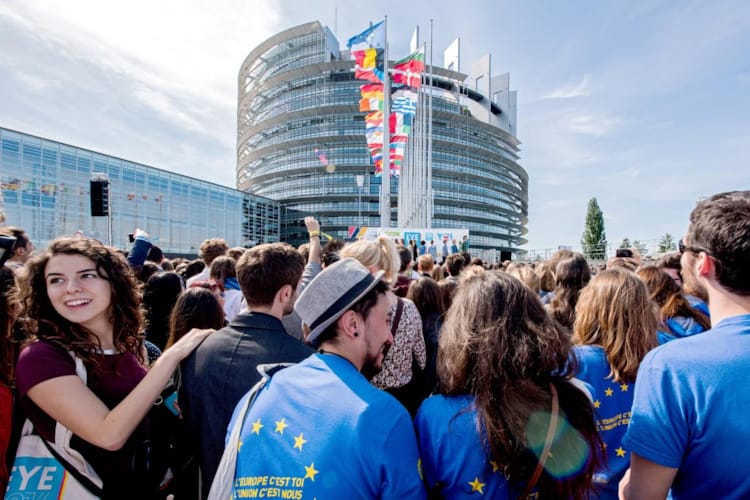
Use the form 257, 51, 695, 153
0, 127, 280, 254
237, 21, 528, 256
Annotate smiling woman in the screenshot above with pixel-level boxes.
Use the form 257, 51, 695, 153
12, 238, 214, 499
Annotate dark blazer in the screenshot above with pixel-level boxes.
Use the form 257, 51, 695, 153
179, 311, 314, 499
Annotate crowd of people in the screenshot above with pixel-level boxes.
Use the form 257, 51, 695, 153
0, 189, 748, 499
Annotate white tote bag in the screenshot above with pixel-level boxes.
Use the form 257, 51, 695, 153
5, 355, 103, 499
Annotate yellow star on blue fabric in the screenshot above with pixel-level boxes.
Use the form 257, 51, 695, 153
275, 418, 288, 434
293, 433, 307, 451
489, 460, 500, 472
620, 383, 629, 392
468, 477, 485, 494
304, 462, 319, 482
605, 387, 614, 397
593, 400, 601, 408
251, 419, 263, 434
616, 446, 626, 457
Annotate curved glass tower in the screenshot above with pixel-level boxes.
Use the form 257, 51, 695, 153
237, 21, 528, 256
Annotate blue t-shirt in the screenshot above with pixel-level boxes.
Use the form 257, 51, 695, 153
623, 314, 750, 498
572, 345, 634, 499
415, 394, 519, 499
229, 353, 426, 499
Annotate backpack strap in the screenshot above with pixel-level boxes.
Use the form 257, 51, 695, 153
206, 363, 293, 500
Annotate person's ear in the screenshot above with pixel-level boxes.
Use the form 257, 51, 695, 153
696, 252, 715, 279
277, 284, 293, 305
338, 310, 360, 340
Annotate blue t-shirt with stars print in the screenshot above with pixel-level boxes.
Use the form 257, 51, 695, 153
227, 353, 426, 499
572, 345, 634, 499
415, 394, 521, 499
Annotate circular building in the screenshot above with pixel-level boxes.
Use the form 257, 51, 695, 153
237, 21, 528, 257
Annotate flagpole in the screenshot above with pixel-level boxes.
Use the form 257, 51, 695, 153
427, 19, 434, 228
380, 16, 391, 229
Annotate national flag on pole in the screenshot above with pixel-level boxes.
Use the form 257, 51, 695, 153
353, 49, 384, 82
391, 49, 425, 89
347, 20, 385, 50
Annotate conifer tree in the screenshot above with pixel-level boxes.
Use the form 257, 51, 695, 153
581, 197, 607, 260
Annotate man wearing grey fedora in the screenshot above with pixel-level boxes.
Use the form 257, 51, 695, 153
180, 243, 314, 499
224, 257, 427, 499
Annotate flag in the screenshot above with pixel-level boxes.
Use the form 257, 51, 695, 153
391, 49, 425, 89
391, 89, 418, 116
314, 148, 329, 166
360, 83, 384, 99
353, 49, 384, 83
40, 184, 57, 196
359, 97, 383, 112
393, 49, 425, 74
127, 193, 136, 200
347, 20, 385, 50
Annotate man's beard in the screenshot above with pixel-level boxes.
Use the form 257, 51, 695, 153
682, 258, 709, 302
360, 343, 391, 380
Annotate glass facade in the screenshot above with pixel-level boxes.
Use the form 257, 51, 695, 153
237, 21, 528, 254
0, 128, 280, 254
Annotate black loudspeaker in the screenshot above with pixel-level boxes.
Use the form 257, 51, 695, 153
500, 250, 512, 262
90, 180, 109, 216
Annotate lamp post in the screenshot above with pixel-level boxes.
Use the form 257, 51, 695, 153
356, 174, 365, 226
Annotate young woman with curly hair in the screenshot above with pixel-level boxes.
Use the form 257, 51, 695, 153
572, 269, 659, 498
415, 269, 603, 498
13, 238, 212, 498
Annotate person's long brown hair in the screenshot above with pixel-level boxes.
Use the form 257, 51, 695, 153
573, 269, 659, 383
16, 238, 144, 368
549, 254, 591, 330
438, 269, 603, 498
166, 288, 225, 348
635, 266, 710, 330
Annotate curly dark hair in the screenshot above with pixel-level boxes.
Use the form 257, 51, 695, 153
438, 269, 603, 498
16, 238, 144, 369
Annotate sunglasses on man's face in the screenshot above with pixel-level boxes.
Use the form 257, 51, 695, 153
678, 239, 710, 256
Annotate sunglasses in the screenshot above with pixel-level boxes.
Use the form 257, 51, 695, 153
678, 239, 710, 255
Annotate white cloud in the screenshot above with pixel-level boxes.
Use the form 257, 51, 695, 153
540, 74, 592, 100
566, 114, 621, 137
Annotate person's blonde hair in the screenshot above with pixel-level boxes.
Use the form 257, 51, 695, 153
573, 269, 658, 383
417, 254, 434, 273
340, 236, 400, 283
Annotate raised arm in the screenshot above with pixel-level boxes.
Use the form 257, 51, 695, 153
26, 328, 213, 451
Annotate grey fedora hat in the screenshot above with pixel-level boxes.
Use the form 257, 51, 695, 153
295, 257, 385, 345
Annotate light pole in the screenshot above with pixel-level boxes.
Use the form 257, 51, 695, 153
356, 174, 365, 226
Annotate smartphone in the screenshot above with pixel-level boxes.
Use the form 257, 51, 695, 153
128, 233, 135, 243
616, 249, 633, 258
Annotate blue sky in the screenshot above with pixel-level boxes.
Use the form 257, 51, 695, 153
1, 0, 748, 253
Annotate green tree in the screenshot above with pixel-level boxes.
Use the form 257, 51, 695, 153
581, 197, 607, 260
619, 238, 631, 249
658, 233, 676, 253
632, 240, 649, 256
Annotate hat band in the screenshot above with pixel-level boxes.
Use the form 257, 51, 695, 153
309, 274, 376, 331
